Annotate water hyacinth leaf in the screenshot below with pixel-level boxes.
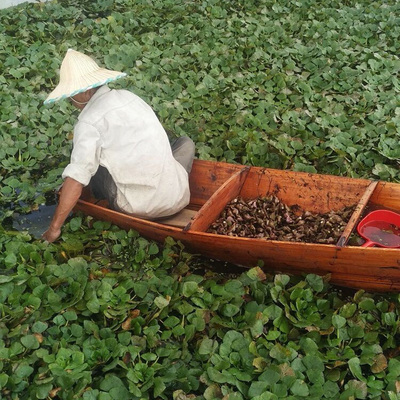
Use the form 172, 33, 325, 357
222, 304, 240, 317
15, 364, 34, 378
245, 267, 267, 282
176, 301, 194, 316
133, 282, 148, 298
224, 279, 244, 295
4, 253, 17, 268
252, 392, 278, 400
253, 357, 267, 372
68, 217, 82, 231
303, 355, 324, 372
306, 369, 324, 385
358, 298, 375, 311
35, 384, 53, 400
147, 242, 159, 255
182, 281, 198, 297
258, 368, 280, 385
270, 343, 297, 362
199, 337, 218, 355
290, 379, 309, 397
274, 275, 290, 287
387, 359, 400, 380
0, 274, 14, 285
264, 304, 283, 320
86, 295, 101, 314
348, 358, 366, 382
305, 274, 324, 292
265, 330, 280, 341
274, 316, 290, 333
346, 380, 368, 399
207, 367, 235, 384
61, 238, 84, 252
332, 315, 346, 329
153, 377, 166, 397
63, 310, 78, 321
163, 316, 180, 328
0, 372, 8, 389
248, 381, 269, 397
299, 337, 319, 354
383, 312, 396, 326
99, 374, 130, 398
347, 323, 364, 339
323, 381, 340, 397
82, 390, 100, 400
250, 319, 264, 338
154, 296, 170, 309
203, 384, 222, 400
172, 324, 185, 337
371, 354, 388, 374
340, 303, 357, 318
20, 334, 40, 350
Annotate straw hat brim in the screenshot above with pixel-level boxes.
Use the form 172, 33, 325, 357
44, 69, 127, 105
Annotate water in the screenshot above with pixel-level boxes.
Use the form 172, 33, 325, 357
12, 204, 57, 238
362, 221, 400, 247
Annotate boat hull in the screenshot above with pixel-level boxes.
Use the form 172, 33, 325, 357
74, 160, 400, 292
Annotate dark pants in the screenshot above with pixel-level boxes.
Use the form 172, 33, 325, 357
89, 137, 195, 209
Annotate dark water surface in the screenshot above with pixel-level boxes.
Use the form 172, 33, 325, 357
12, 204, 57, 238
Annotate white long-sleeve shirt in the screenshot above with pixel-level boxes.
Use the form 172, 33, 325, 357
62, 86, 190, 218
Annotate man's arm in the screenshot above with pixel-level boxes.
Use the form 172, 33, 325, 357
42, 177, 84, 243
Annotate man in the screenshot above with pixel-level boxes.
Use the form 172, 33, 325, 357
42, 49, 195, 243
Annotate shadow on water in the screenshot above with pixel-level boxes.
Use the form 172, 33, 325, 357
12, 203, 57, 238
3, 192, 58, 239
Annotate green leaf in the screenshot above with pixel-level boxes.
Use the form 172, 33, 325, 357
0, 373, 8, 389
4, 253, 17, 268
154, 296, 170, 309
20, 334, 40, 350
199, 338, 218, 355
248, 381, 269, 397
207, 367, 235, 384
358, 298, 375, 311
133, 282, 148, 298
305, 274, 324, 292
274, 275, 290, 287
348, 357, 366, 382
163, 316, 180, 328
15, 364, 34, 378
182, 281, 198, 297
153, 377, 166, 397
63, 310, 78, 321
332, 315, 346, 329
340, 303, 357, 318
35, 384, 53, 400
245, 267, 267, 282
300, 337, 318, 354
323, 381, 339, 398
222, 304, 240, 317
290, 379, 309, 397
69, 217, 82, 231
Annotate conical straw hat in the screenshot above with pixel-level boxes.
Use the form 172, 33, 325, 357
44, 49, 126, 104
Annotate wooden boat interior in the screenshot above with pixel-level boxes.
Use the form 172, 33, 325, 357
79, 160, 400, 246
184, 161, 400, 244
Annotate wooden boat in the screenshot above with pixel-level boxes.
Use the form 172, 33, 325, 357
75, 159, 400, 292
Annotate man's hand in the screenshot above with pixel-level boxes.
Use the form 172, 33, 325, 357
42, 226, 61, 243
42, 177, 83, 243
